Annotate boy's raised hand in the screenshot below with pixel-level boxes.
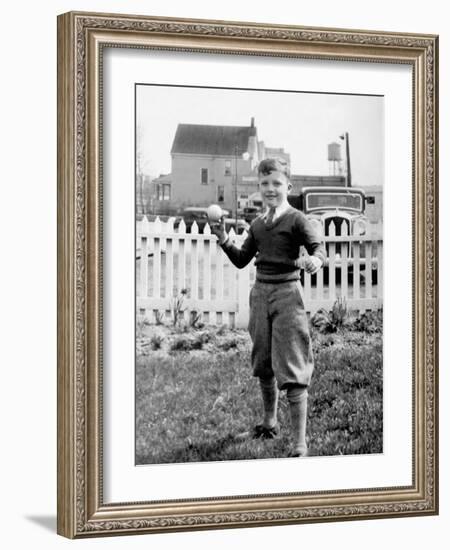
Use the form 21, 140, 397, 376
209, 216, 228, 245
304, 255, 322, 274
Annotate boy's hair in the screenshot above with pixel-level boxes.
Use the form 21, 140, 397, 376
257, 157, 291, 179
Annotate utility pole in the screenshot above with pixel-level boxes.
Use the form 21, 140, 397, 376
234, 144, 239, 222
340, 132, 352, 187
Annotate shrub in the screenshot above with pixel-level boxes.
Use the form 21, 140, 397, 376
198, 330, 214, 344
170, 333, 205, 352
311, 298, 349, 333
150, 334, 164, 350
218, 338, 238, 351
352, 310, 383, 333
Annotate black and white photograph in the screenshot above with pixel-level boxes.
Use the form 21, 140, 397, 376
1, 0, 443, 543
135, 83, 384, 466
52, 6, 438, 542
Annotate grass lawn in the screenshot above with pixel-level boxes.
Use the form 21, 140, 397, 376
135, 318, 383, 465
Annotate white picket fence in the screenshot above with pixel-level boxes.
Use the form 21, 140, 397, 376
136, 216, 383, 328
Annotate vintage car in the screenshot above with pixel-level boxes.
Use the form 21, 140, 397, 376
287, 186, 375, 272
241, 206, 261, 224
176, 207, 249, 234
288, 186, 368, 236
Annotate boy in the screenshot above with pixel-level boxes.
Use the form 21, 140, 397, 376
210, 158, 325, 457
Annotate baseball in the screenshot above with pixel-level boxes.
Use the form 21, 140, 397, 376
207, 204, 223, 222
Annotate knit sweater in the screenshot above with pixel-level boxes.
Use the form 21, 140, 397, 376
221, 206, 326, 282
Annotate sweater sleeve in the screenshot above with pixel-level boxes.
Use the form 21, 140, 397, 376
296, 213, 327, 264
220, 228, 257, 268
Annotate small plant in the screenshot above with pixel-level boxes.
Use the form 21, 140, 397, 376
170, 334, 204, 352
218, 338, 238, 351
189, 310, 203, 329
136, 316, 151, 337
353, 310, 383, 333
331, 297, 348, 326
150, 334, 164, 350
171, 288, 188, 327
198, 330, 213, 345
170, 336, 191, 351
216, 324, 228, 336
180, 322, 190, 333
154, 310, 165, 326
311, 297, 349, 333
169, 331, 213, 352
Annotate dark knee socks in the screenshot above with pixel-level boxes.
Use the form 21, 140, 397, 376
259, 378, 308, 455
287, 386, 308, 456
259, 376, 279, 429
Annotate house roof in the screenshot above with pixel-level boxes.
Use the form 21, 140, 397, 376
171, 123, 256, 156
152, 173, 172, 183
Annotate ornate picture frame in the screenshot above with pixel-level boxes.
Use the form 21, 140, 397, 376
57, 11, 438, 538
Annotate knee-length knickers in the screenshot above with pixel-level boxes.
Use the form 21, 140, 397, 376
248, 280, 314, 390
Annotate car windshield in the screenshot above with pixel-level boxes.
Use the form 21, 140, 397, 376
183, 210, 207, 218
305, 192, 363, 212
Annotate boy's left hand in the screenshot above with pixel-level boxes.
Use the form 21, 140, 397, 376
304, 256, 322, 274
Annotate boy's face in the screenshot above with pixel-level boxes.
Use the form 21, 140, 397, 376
258, 170, 292, 208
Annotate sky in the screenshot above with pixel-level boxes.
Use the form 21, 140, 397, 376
136, 84, 384, 188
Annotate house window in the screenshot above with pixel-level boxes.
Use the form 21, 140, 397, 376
201, 168, 208, 185
224, 160, 231, 176
156, 183, 171, 201
217, 185, 225, 203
